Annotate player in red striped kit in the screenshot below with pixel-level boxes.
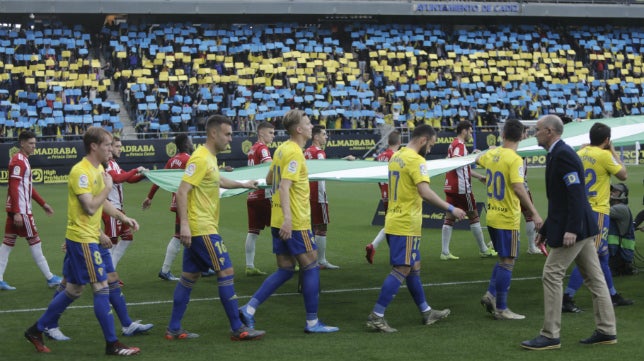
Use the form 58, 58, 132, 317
365, 130, 401, 264
102, 136, 147, 269
142, 134, 194, 281
0, 131, 61, 290
440, 121, 496, 260
245, 122, 275, 276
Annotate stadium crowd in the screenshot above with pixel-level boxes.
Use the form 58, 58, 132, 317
2, 20, 644, 141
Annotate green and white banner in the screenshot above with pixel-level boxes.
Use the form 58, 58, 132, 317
144, 116, 643, 198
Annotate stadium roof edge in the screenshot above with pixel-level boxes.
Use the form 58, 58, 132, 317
1, 1, 644, 18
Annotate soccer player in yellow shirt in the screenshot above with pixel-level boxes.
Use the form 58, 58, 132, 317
366, 124, 466, 333
239, 109, 339, 333
25, 126, 141, 356
165, 115, 265, 341
562, 122, 631, 312
477, 120, 543, 320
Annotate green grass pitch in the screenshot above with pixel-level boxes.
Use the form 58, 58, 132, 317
1, 166, 642, 361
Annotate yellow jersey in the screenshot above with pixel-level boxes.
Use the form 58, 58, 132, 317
477, 147, 524, 230
577, 146, 623, 215
384, 147, 429, 236
270, 140, 311, 230
182, 145, 220, 235
66, 158, 105, 243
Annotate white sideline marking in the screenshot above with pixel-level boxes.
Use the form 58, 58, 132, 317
0, 276, 542, 314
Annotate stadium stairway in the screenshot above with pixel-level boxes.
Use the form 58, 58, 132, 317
106, 89, 137, 139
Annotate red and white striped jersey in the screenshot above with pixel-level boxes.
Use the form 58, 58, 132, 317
146, 152, 191, 212
376, 148, 395, 200
443, 137, 472, 194
247, 141, 272, 200
6, 153, 34, 214
106, 159, 126, 209
304, 145, 327, 203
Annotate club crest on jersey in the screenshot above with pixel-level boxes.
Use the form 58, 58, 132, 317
419, 163, 427, 176
185, 163, 196, 176
79, 174, 89, 188
564, 171, 580, 186
288, 160, 298, 173
12, 165, 20, 176
518, 166, 524, 178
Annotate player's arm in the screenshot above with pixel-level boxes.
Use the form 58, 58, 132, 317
102, 200, 139, 232
278, 178, 293, 240
512, 182, 543, 231
220, 176, 258, 190
607, 142, 627, 181
175, 180, 193, 247
77, 172, 113, 216
417, 182, 466, 220
471, 169, 486, 182
31, 188, 53, 216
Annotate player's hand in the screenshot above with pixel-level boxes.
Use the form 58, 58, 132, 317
13, 213, 24, 228
563, 232, 577, 248
103, 172, 113, 189
121, 216, 139, 232
99, 233, 112, 249
279, 221, 292, 240
242, 180, 258, 189
450, 207, 466, 221
61, 242, 67, 253
224, 165, 234, 172
179, 223, 192, 247
141, 198, 152, 210
43, 203, 54, 216
532, 214, 543, 232
343, 155, 356, 161
136, 166, 148, 174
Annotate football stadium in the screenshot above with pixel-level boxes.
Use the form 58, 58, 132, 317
0, 0, 643, 360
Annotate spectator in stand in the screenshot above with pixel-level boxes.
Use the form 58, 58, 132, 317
244, 122, 275, 276
365, 130, 401, 264
142, 134, 194, 282
0, 131, 62, 290
102, 136, 147, 269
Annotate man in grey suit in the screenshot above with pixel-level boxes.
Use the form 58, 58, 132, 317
520, 115, 617, 350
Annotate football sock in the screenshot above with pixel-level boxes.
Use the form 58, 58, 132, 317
525, 221, 536, 249
161, 237, 181, 273
316, 236, 327, 263
109, 281, 132, 327
168, 276, 195, 331
566, 267, 583, 297
441, 225, 453, 255
487, 262, 499, 297
29, 242, 54, 280
373, 269, 406, 315
406, 269, 429, 312
248, 267, 295, 308
0, 243, 13, 281
38, 289, 78, 331
218, 275, 242, 331
301, 261, 320, 318
495, 263, 514, 310
111, 240, 131, 268
371, 228, 386, 249
93, 286, 118, 343
471, 222, 487, 252
245, 233, 259, 268
598, 252, 616, 295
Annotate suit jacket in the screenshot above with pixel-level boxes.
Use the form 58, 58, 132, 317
539, 140, 599, 248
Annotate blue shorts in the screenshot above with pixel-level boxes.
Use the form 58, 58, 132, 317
182, 234, 232, 274
63, 239, 108, 285
100, 246, 115, 274
594, 212, 609, 257
386, 234, 421, 266
271, 227, 316, 256
487, 227, 519, 259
